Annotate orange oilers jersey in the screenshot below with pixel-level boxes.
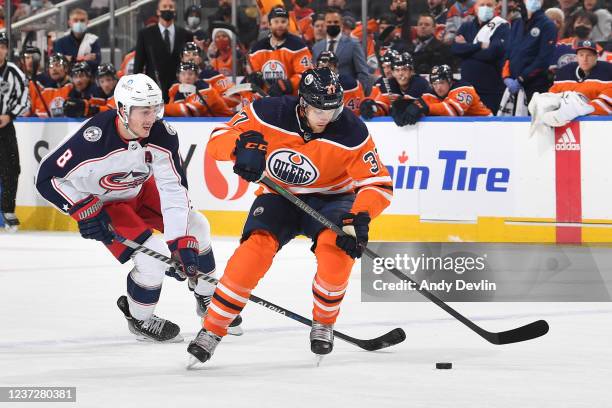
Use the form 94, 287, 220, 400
421, 81, 492, 116
371, 75, 431, 116
549, 61, 612, 115
209, 55, 234, 78
339, 75, 365, 114
166, 80, 234, 117
118, 50, 135, 77
28, 74, 73, 117
89, 88, 116, 113
207, 96, 393, 218
248, 34, 312, 93
200, 68, 238, 107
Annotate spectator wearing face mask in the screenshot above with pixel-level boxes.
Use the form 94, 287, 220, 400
53, 8, 101, 73
208, 25, 245, 77
185, 5, 207, 42
582, 0, 612, 43
557, 0, 582, 37
502, 0, 557, 103
208, 0, 258, 47
558, 11, 603, 49
452, 0, 510, 112
312, 7, 372, 95
134, 0, 194, 102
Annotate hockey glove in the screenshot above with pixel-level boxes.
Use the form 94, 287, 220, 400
390, 98, 412, 126
233, 130, 268, 182
68, 195, 113, 244
246, 72, 266, 89
335, 212, 371, 258
359, 99, 379, 120
63, 98, 87, 118
167, 236, 199, 279
396, 98, 429, 126
266, 79, 293, 97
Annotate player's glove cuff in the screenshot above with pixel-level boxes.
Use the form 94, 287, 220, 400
69, 195, 103, 221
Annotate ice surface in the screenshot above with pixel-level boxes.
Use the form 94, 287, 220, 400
1, 232, 611, 408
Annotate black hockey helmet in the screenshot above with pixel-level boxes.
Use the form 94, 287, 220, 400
380, 49, 399, 67
48, 53, 69, 68
0, 32, 8, 46
70, 61, 91, 76
96, 63, 117, 79
268, 6, 289, 21
21, 44, 41, 58
316, 51, 338, 68
429, 64, 453, 84
182, 42, 202, 59
298, 67, 344, 119
185, 4, 202, 19
391, 52, 414, 70
178, 60, 199, 73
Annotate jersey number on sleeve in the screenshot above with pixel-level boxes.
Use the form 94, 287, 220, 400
363, 151, 380, 174
56, 149, 73, 168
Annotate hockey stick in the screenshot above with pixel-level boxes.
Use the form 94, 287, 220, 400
112, 233, 406, 351
259, 176, 550, 345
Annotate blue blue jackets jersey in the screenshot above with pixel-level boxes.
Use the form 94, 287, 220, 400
452, 18, 510, 93
504, 10, 557, 81
36, 110, 191, 240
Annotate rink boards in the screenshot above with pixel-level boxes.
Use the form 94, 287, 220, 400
11, 116, 612, 243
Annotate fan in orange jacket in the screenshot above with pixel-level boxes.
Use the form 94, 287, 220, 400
29, 53, 72, 117
247, 7, 312, 97
186, 67, 392, 364
394, 64, 491, 126
165, 61, 233, 117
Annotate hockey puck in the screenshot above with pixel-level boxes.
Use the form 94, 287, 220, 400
436, 362, 452, 369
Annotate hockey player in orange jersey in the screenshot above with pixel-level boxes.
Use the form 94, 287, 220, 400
247, 6, 312, 97
29, 53, 72, 117
165, 61, 233, 117
187, 67, 393, 364
395, 64, 492, 126
316, 50, 365, 114
89, 63, 118, 113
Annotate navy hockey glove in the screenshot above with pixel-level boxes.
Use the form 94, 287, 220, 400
390, 98, 412, 126
63, 98, 87, 118
394, 98, 428, 126
335, 212, 371, 258
233, 130, 268, 182
266, 79, 293, 97
68, 195, 113, 245
359, 99, 378, 120
246, 72, 265, 89
167, 236, 199, 279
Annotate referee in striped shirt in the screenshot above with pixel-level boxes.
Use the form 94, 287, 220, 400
0, 32, 30, 232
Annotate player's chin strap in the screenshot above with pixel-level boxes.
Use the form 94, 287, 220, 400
118, 113, 142, 140
258, 175, 551, 346
296, 103, 316, 142
111, 231, 406, 352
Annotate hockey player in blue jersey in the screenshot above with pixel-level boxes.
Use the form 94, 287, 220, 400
35, 73, 241, 342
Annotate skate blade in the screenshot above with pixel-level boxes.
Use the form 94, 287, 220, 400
227, 325, 244, 336
186, 355, 206, 370
4, 225, 18, 233
134, 333, 184, 343
314, 354, 325, 367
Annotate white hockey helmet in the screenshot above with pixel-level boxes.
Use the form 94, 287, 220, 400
114, 73, 164, 125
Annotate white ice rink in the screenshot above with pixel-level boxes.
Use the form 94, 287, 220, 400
1, 232, 611, 408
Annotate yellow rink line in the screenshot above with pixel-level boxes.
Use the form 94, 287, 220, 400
14, 205, 612, 243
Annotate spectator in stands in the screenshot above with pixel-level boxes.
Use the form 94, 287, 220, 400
546, 8, 576, 70
90, 63, 117, 112
429, 0, 449, 25
502, 0, 557, 102
444, 0, 476, 44
558, 0, 582, 37
53, 9, 101, 73
395, 64, 492, 125
316, 51, 365, 114
548, 40, 611, 114
247, 7, 312, 97
359, 51, 431, 120
342, 15, 357, 36
185, 4, 207, 42
390, 0, 413, 45
451, 0, 510, 112
13, 0, 55, 45
292, 1, 316, 46
29, 53, 71, 117
327, 0, 357, 19
165, 61, 233, 117
506, 0, 524, 24
582, 0, 612, 43
63, 62, 98, 118
313, 14, 327, 43
312, 7, 372, 95
208, 0, 258, 47
546, 7, 566, 39
208, 24, 245, 77
555, 10, 606, 65
134, 0, 193, 102
411, 13, 455, 74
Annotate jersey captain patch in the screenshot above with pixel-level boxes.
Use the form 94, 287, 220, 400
267, 149, 319, 186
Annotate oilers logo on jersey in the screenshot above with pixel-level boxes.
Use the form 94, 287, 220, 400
267, 149, 319, 186
262, 60, 287, 80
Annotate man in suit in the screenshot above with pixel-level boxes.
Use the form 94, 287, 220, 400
410, 13, 455, 74
312, 7, 372, 95
134, 0, 194, 102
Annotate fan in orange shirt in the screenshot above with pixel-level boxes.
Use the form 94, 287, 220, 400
187, 67, 392, 365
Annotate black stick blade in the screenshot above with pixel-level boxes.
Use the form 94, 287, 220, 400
486, 320, 550, 345
354, 328, 406, 351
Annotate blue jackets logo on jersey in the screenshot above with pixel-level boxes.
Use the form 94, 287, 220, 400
267, 149, 319, 186
99, 170, 150, 191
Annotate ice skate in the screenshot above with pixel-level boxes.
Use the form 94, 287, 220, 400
194, 291, 244, 336
187, 329, 222, 368
2, 213, 20, 232
117, 295, 183, 343
310, 320, 334, 362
